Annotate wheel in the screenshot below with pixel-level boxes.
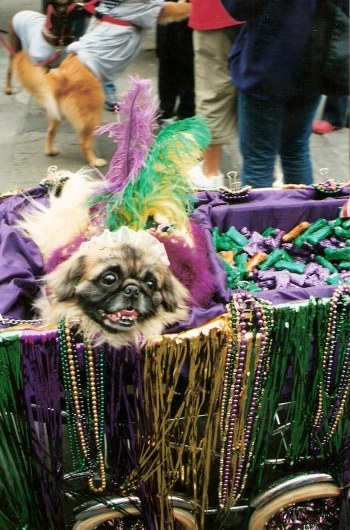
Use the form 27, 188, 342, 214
73, 507, 197, 529
248, 482, 341, 530
73, 497, 198, 530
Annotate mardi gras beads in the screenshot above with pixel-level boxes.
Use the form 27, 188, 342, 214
58, 318, 106, 493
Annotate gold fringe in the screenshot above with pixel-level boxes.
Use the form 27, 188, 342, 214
128, 315, 231, 529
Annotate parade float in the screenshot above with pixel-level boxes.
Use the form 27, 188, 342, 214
0, 79, 349, 530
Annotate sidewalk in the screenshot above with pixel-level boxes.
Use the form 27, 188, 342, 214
0, 1, 349, 193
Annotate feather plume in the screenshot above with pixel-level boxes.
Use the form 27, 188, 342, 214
95, 76, 158, 197
93, 116, 211, 232
154, 221, 218, 308
90, 74, 211, 232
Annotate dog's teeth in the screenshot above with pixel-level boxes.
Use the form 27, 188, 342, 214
108, 312, 121, 322
99, 309, 138, 324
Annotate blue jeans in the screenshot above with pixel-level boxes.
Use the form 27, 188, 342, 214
238, 92, 321, 188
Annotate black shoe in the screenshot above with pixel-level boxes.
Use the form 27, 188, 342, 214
104, 99, 119, 111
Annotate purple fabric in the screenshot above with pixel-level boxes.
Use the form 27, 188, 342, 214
0, 187, 47, 321
193, 187, 349, 232
0, 186, 348, 328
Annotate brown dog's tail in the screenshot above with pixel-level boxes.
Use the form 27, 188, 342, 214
12, 51, 61, 121
158, 1, 192, 25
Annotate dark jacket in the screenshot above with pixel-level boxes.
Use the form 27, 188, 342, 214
221, 0, 318, 100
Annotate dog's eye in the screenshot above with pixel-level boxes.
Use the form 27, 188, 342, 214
142, 273, 157, 290
100, 272, 118, 286
144, 278, 157, 290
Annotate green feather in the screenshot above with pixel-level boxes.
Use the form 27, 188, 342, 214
93, 116, 211, 231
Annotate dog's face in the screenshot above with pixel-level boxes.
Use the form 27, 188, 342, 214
42, 235, 189, 345
43, 1, 81, 46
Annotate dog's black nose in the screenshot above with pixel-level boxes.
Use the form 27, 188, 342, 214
123, 285, 140, 298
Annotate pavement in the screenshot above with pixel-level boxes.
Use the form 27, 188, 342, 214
0, 0, 349, 194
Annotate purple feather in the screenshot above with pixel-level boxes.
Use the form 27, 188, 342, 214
95, 76, 159, 196
154, 222, 218, 308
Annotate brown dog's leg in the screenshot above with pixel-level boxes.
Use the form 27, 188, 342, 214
5, 57, 14, 95
79, 129, 107, 167
42, 54, 106, 166
45, 118, 61, 156
74, 79, 107, 166
5, 21, 22, 95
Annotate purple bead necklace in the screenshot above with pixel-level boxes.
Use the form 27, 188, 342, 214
311, 285, 350, 448
219, 293, 273, 507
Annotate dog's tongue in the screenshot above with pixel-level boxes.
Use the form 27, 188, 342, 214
120, 309, 138, 319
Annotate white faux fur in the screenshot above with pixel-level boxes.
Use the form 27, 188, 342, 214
18, 169, 100, 259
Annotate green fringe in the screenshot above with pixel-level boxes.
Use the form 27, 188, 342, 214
246, 294, 350, 498
0, 333, 42, 529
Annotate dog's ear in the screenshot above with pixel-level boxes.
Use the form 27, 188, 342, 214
161, 271, 189, 312
158, 1, 192, 25
47, 255, 86, 302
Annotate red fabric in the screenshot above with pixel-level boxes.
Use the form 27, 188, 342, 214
188, 0, 243, 30
83, 2, 133, 26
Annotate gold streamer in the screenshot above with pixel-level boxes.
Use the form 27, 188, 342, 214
125, 315, 231, 529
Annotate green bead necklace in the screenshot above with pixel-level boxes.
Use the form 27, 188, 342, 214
58, 318, 106, 492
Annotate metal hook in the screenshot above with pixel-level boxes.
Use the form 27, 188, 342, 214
227, 171, 239, 190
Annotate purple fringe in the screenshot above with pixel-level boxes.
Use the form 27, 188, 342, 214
20, 330, 65, 527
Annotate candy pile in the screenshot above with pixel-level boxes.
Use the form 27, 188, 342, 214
313, 178, 342, 197
213, 216, 350, 292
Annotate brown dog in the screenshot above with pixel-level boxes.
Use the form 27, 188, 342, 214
12, 52, 106, 166
6, 1, 192, 167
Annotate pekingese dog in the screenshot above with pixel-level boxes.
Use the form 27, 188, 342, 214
34, 227, 189, 347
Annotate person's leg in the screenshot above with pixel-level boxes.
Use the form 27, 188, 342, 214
322, 95, 349, 128
156, 24, 178, 119
191, 26, 239, 182
280, 94, 321, 185
238, 92, 283, 188
176, 22, 195, 119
